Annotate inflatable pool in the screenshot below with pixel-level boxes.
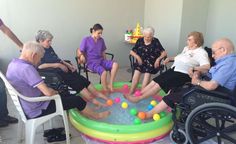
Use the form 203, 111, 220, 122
69, 82, 173, 144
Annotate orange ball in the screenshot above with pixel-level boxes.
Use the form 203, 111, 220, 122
106, 99, 113, 106
138, 112, 146, 120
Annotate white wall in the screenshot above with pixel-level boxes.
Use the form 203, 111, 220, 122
178, 0, 209, 51
0, 0, 145, 72
144, 0, 183, 57
205, 0, 236, 47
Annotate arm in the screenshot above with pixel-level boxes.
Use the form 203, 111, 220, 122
191, 72, 219, 91
38, 63, 69, 73
155, 51, 167, 68
130, 50, 142, 65
102, 51, 106, 59
37, 82, 58, 96
163, 56, 175, 65
0, 24, 23, 49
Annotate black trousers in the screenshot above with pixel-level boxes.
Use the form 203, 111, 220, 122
39, 93, 87, 117
0, 78, 8, 118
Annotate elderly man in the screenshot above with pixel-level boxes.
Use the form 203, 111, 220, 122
145, 38, 236, 118
0, 18, 23, 127
6, 41, 110, 120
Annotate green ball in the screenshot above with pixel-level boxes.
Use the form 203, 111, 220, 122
160, 111, 166, 118
133, 118, 142, 125
130, 108, 138, 116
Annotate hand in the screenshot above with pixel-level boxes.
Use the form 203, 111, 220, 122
154, 59, 160, 68
188, 67, 194, 78
58, 63, 69, 72
68, 64, 77, 72
163, 58, 170, 65
191, 72, 200, 85
124, 94, 141, 103
137, 57, 143, 65
80, 55, 86, 63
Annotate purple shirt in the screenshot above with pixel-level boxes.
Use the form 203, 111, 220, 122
6, 58, 50, 118
0, 18, 4, 27
80, 36, 106, 66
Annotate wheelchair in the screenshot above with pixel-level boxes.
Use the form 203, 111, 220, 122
169, 85, 236, 144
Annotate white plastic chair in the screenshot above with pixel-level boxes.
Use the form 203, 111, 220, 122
0, 72, 70, 144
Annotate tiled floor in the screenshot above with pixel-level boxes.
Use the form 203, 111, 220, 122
0, 67, 171, 144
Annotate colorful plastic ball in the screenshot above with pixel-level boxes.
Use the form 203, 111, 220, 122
153, 114, 161, 121
114, 97, 121, 103
121, 102, 128, 109
138, 112, 146, 120
134, 90, 141, 97
106, 99, 113, 106
133, 118, 142, 125
123, 84, 129, 89
147, 104, 154, 111
130, 108, 138, 116
150, 100, 157, 106
160, 111, 166, 118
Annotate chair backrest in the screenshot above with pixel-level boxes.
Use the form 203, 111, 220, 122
0, 72, 28, 122
204, 46, 215, 66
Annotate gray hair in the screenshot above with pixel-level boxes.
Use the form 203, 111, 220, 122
143, 26, 155, 36
22, 41, 45, 56
35, 30, 53, 42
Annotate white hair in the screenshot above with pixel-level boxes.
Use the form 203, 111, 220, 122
22, 41, 45, 56
143, 26, 155, 36
35, 30, 53, 42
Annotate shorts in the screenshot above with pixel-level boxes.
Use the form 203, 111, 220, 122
87, 59, 113, 75
152, 68, 191, 93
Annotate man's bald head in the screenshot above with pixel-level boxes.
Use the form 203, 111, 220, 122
212, 38, 235, 60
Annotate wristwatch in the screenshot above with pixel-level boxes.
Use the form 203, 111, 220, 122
197, 80, 201, 86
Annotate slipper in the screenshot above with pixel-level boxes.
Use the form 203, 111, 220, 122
47, 133, 66, 143
43, 127, 64, 137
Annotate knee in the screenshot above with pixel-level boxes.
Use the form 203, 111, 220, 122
112, 62, 119, 69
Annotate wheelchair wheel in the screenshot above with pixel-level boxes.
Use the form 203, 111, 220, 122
185, 102, 236, 144
170, 129, 188, 144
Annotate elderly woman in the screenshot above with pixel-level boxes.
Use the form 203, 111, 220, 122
125, 31, 210, 103
35, 30, 108, 108
127, 27, 167, 95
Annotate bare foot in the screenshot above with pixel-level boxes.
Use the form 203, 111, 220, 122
92, 99, 107, 108
97, 92, 109, 101
108, 84, 114, 92
97, 111, 111, 119
124, 94, 140, 103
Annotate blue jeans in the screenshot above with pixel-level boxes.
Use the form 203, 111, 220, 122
0, 78, 8, 117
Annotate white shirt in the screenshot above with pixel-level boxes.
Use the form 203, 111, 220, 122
172, 46, 210, 74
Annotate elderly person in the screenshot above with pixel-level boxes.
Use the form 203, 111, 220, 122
0, 18, 22, 127
145, 38, 236, 118
6, 41, 110, 119
78, 23, 119, 92
125, 31, 210, 103
36, 30, 108, 108
127, 27, 167, 95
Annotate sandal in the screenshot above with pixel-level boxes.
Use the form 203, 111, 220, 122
47, 133, 66, 143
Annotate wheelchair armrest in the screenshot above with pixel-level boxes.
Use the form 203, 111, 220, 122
190, 86, 230, 98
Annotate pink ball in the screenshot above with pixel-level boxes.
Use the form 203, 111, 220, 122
123, 84, 129, 89
114, 97, 121, 103
134, 90, 141, 97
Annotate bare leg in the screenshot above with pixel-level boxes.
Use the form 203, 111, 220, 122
140, 82, 161, 100
141, 73, 151, 90
146, 100, 168, 119
87, 84, 108, 100
141, 80, 157, 94
128, 70, 141, 95
101, 71, 108, 92
109, 62, 119, 92
80, 88, 107, 107
81, 105, 110, 119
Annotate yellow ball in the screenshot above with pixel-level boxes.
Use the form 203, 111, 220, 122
121, 102, 128, 109
150, 100, 157, 106
153, 114, 161, 121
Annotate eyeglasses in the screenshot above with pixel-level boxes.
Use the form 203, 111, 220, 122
212, 47, 223, 55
